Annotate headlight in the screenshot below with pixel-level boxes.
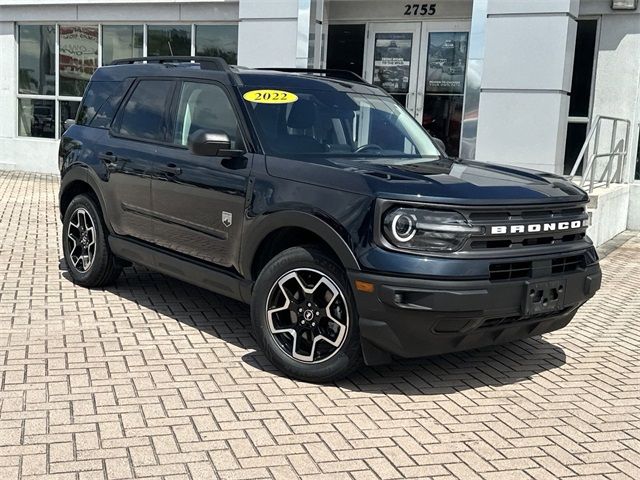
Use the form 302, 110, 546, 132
382, 207, 481, 252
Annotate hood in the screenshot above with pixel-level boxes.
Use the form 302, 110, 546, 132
265, 155, 589, 205
333, 157, 588, 205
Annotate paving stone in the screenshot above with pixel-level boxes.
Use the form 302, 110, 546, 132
0, 171, 638, 479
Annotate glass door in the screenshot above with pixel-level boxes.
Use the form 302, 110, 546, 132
414, 22, 470, 157
364, 23, 421, 116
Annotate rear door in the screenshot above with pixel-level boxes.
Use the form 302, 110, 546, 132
106, 78, 177, 244
148, 79, 251, 271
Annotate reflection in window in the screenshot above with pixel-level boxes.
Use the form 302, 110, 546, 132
174, 81, 243, 148
148, 25, 191, 56
118, 80, 174, 141
422, 95, 464, 157
18, 25, 55, 95
60, 100, 81, 136
195, 25, 238, 65
18, 98, 55, 138
59, 25, 98, 97
102, 25, 143, 65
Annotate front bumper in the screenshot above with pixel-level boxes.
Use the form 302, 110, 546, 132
348, 263, 601, 363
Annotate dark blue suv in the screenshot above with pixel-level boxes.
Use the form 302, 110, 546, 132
59, 57, 601, 382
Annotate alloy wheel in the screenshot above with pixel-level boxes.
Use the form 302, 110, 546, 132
266, 268, 349, 363
66, 207, 96, 273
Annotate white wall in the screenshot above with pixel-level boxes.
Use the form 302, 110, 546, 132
237, 0, 298, 67
475, 0, 578, 174
628, 184, 640, 230
587, 184, 630, 246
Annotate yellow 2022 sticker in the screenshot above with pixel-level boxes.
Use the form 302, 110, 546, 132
243, 89, 298, 104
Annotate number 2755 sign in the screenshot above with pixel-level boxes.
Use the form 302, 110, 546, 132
404, 4, 437, 16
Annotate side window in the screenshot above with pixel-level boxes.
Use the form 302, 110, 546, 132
77, 79, 131, 128
117, 80, 174, 141
173, 81, 244, 150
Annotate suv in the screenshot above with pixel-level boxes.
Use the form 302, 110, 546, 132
59, 57, 601, 383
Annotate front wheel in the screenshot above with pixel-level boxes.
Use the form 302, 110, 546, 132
251, 246, 363, 383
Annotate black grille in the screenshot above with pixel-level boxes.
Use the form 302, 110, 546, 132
489, 254, 586, 282
489, 262, 531, 281
478, 307, 573, 330
552, 255, 585, 274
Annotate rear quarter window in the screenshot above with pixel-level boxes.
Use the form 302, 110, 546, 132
77, 79, 132, 129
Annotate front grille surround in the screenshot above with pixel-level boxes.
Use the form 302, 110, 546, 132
454, 201, 591, 257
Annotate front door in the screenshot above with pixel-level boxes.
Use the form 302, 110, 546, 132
363, 21, 470, 156
149, 79, 251, 271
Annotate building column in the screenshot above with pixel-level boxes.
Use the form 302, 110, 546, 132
474, 0, 579, 174
237, 0, 324, 68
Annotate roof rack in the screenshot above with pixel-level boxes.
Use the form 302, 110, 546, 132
256, 67, 367, 84
110, 56, 230, 71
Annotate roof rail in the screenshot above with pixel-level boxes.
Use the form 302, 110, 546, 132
256, 67, 367, 84
110, 56, 230, 71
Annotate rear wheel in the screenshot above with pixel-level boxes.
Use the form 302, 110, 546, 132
62, 194, 121, 287
251, 246, 362, 382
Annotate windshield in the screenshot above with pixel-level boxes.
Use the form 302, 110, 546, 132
242, 88, 441, 159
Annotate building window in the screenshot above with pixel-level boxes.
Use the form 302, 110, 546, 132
18, 98, 55, 138
18, 25, 55, 95
102, 25, 143, 65
147, 25, 191, 56
17, 23, 238, 140
195, 25, 238, 65
564, 19, 598, 174
59, 25, 99, 97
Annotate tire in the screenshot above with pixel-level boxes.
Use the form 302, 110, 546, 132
251, 246, 363, 383
62, 193, 122, 288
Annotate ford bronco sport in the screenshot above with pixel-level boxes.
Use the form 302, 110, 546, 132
59, 56, 601, 383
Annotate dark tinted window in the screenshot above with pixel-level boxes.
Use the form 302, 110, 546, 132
18, 99, 55, 138
564, 123, 588, 175
569, 20, 597, 117
77, 80, 125, 127
147, 25, 191, 56
117, 80, 174, 141
327, 25, 365, 76
195, 25, 238, 65
173, 81, 244, 149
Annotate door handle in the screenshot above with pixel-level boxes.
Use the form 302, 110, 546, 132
98, 152, 118, 170
158, 163, 182, 176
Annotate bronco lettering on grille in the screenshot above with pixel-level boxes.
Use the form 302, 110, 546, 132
490, 219, 589, 235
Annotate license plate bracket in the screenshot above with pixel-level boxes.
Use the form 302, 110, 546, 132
523, 279, 566, 316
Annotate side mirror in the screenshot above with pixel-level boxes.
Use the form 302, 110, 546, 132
63, 119, 76, 132
188, 130, 232, 156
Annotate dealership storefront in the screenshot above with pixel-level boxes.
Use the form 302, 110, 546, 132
0, 0, 639, 237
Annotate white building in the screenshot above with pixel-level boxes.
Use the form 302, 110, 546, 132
0, 0, 639, 243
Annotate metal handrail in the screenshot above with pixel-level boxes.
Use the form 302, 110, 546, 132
568, 115, 631, 193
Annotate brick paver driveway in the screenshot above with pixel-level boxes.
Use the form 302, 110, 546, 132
0, 171, 638, 480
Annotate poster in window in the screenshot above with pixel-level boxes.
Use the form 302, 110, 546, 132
425, 32, 468, 94
372, 33, 413, 94
59, 26, 98, 97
